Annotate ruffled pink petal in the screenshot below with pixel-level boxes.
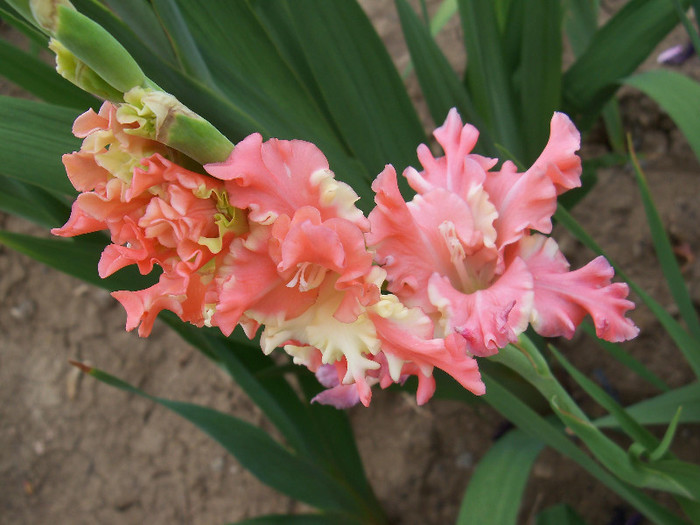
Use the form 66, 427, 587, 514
71, 103, 110, 138
51, 200, 106, 237
311, 383, 362, 409
213, 226, 318, 336
369, 166, 492, 310
370, 308, 485, 401
483, 159, 557, 249
62, 151, 112, 192
518, 235, 639, 341
112, 273, 208, 337
406, 108, 496, 198
527, 112, 582, 195
205, 134, 367, 229
427, 257, 534, 356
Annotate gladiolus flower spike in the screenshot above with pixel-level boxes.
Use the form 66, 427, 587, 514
53, 106, 638, 408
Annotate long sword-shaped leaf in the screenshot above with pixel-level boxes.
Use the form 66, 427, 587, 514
0, 96, 79, 195
72, 363, 371, 517
493, 340, 700, 502
536, 504, 588, 525
283, 0, 426, 179
0, 174, 70, 228
563, 0, 688, 128
394, 0, 491, 151
456, 429, 544, 525
479, 363, 687, 525
151, 0, 216, 87
518, 0, 561, 163
157, 320, 384, 520
103, 0, 176, 64
625, 70, 700, 164
0, 37, 96, 108
458, 0, 522, 160
596, 383, 700, 428
627, 139, 700, 342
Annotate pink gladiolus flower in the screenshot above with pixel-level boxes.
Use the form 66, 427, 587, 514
368, 108, 638, 356
52, 102, 247, 336
205, 134, 485, 407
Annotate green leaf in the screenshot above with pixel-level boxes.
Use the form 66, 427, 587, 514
283, 0, 426, 178
458, 0, 522, 160
627, 139, 700, 343
77, 364, 368, 515
103, 0, 177, 64
596, 383, 700, 428
0, 2, 48, 44
480, 366, 687, 525
625, 70, 700, 164
163, 320, 383, 520
563, 0, 688, 127
394, 0, 490, 150
456, 429, 544, 525
536, 504, 587, 525
151, 0, 215, 84
517, 0, 561, 163
0, 174, 70, 228
549, 345, 659, 452
0, 96, 80, 195
0, 37, 97, 108
493, 340, 700, 502
555, 204, 700, 378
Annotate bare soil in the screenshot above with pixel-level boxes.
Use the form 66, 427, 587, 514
2, 2, 700, 524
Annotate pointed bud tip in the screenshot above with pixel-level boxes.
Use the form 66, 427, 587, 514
68, 360, 93, 374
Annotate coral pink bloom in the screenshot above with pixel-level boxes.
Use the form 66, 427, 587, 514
206, 134, 485, 407
53, 102, 246, 336
368, 108, 637, 354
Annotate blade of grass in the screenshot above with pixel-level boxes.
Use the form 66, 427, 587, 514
283, 0, 426, 178
151, 0, 215, 85
562, 0, 689, 128
518, 0, 562, 164
0, 96, 80, 196
549, 345, 659, 451
103, 0, 176, 63
596, 383, 700, 427
458, 0, 522, 159
394, 0, 490, 148
627, 138, 700, 341
480, 364, 688, 525
456, 428, 544, 525
672, 0, 700, 60
536, 504, 588, 525
0, 174, 70, 228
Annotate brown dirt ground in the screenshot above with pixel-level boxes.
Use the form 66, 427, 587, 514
2, 2, 700, 524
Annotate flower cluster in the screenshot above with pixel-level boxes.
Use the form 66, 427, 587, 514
54, 104, 638, 408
